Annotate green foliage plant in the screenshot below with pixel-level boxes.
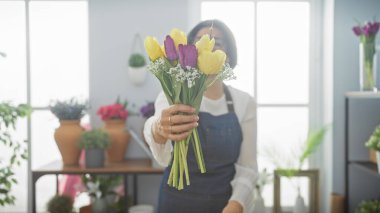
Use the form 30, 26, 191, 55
79, 129, 110, 150
50, 98, 87, 121
0, 103, 31, 206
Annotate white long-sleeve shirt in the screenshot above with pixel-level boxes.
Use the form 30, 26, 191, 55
143, 85, 258, 212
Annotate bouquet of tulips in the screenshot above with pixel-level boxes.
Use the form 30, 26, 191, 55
352, 20, 380, 90
144, 28, 235, 190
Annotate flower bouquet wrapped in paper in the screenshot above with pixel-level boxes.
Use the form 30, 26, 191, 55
144, 28, 235, 190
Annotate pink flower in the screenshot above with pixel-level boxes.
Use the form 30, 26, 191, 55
97, 103, 129, 121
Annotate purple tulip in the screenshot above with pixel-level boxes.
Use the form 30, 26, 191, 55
178, 44, 198, 69
164, 35, 178, 61
353, 22, 380, 37
369, 22, 380, 34
352, 26, 362, 36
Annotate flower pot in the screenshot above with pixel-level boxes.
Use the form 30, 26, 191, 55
129, 205, 154, 213
103, 119, 130, 162
92, 198, 108, 213
54, 120, 84, 165
377, 151, 380, 173
329, 193, 345, 213
85, 149, 105, 168
128, 66, 147, 86
370, 149, 377, 164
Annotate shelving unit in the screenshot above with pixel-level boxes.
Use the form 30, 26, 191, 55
345, 92, 380, 213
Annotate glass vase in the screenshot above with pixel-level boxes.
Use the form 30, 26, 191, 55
359, 42, 377, 91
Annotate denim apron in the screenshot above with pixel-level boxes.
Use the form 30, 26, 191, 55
158, 85, 243, 213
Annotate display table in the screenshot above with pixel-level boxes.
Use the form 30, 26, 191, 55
31, 159, 164, 213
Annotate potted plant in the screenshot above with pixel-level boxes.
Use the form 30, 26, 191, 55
46, 195, 73, 213
365, 125, 380, 172
50, 98, 87, 165
127, 53, 147, 85
97, 98, 130, 163
81, 174, 122, 213
0, 103, 31, 207
356, 200, 380, 213
252, 168, 272, 213
79, 129, 110, 168
267, 125, 329, 213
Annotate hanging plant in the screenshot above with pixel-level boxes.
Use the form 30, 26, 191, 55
127, 34, 148, 85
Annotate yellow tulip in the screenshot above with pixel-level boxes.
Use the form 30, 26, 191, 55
144, 36, 164, 61
195, 34, 215, 55
170, 28, 187, 49
197, 50, 226, 75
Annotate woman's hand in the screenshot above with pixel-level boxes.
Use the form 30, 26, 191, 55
222, 200, 243, 213
152, 104, 199, 144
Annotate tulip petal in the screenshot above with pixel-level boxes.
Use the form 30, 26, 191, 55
164, 35, 178, 61
144, 36, 164, 61
195, 34, 215, 54
170, 28, 188, 49
179, 44, 198, 69
198, 50, 226, 75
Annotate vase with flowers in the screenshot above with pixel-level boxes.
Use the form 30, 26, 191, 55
50, 98, 87, 165
353, 20, 380, 91
97, 98, 130, 162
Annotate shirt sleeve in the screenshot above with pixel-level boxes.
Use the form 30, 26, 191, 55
143, 91, 173, 167
229, 97, 259, 212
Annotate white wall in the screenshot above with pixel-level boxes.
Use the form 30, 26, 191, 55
88, 0, 189, 207
332, 0, 380, 195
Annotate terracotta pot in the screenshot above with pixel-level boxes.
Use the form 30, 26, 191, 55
330, 193, 345, 213
54, 120, 84, 166
79, 205, 91, 213
103, 119, 130, 162
370, 149, 377, 164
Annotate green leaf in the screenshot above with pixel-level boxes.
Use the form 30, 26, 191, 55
276, 168, 299, 177
299, 125, 329, 167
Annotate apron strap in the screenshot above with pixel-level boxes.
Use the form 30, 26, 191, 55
223, 84, 235, 113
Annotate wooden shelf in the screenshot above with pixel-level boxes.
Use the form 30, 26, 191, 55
32, 158, 164, 175
346, 91, 380, 98
350, 162, 379, 179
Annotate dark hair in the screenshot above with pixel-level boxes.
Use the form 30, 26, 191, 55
188, 19, 237, 69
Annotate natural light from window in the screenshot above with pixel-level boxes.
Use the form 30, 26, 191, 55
202, 0, 310, 208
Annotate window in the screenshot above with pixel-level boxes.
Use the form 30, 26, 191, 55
0, 2, 27, 211
201, 0, 312, 208
0, 1, 88, 212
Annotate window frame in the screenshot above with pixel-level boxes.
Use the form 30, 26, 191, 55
192, 0, 325, 209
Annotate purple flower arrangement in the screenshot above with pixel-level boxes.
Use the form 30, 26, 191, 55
352, 20, 380, 91
140, 102, 155, 119
353, 21, 380, 38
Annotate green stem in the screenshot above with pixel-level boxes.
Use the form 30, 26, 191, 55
178, 146, 184, 190
180, 141, 190, 186
173, 143, 179, 188
192, 129, 206, 173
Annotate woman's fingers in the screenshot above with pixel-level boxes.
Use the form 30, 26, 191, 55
168, 104, 196, 115
168, 131, 191, 142
156, 104, 198, 142
171, 114, 199, 125
171, 122, 198, 133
